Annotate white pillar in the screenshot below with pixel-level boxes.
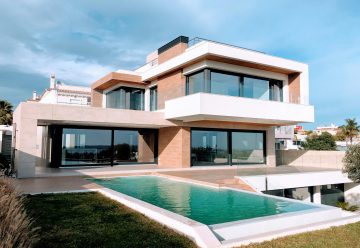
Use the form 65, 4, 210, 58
266, 127, 276, 167
313, 186, 321, 204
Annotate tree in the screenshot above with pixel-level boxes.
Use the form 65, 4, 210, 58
343, 144, 360, 183
341, 118, 360, 145
0, 100, 13, 125
335, 130, 346, 141
301, 132, 337, 150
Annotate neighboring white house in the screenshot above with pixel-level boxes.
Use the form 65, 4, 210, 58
314, 124, 339, 136
32, 75, 91, 106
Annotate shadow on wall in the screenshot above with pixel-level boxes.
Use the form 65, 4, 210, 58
276, 150, 346, 169
13, 149, 48, 178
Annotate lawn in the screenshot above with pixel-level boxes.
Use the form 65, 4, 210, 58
25, 192, 360, 248
241, 221, 360, 248
25, 192, 196, 248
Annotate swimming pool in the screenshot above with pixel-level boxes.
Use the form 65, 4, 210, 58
90, 175, 317, 225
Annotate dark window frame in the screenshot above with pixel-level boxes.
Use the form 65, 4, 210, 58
190, 127, 266, 166
150, 85, 158, 111
50, 125, 158, 168
186, 68, 283, 101
106, 86, 145, 110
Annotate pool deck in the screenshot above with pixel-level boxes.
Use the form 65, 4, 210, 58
15, 165, 339, 194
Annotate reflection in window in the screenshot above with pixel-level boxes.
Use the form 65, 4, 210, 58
186, 69, 283, 102
320, 184, 345, 207
150, 86, 158, 111
191, 130, 228, 166
270, 80, 283, 101
113, 130, 156, 164
243, 77, 270, 100
61, 128, 112, 166
187, 71, 204, 94
232, 132, 264, 164
106, 87, 144, 110
210, 72, 239, 97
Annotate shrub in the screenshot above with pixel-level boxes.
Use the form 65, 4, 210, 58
336, 201, 359, 212
301, 132, 337, 150
0, 179, 38, 248
343, 144, 360, 182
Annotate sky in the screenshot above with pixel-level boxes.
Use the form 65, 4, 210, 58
0, 0, 359, 129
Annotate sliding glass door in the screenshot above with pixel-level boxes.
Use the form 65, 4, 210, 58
61, 128, 112, 166
54, 126, 157, 167
191, 128, 265, 166
232, 132, 265, 164
191, 130, 228, 166
113, 130, 157, 164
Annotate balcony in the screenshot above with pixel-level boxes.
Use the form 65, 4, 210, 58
164, 93, 314, 125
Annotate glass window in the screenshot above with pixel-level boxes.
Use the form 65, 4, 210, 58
113, 130, 156, 164
232, 132, 265, 164
243, 77, 270, 100
106, 87, 144, 110
150, 86, 158, 111
61, 128, 112, 166
210, 72, 240, 97
187, 71, 204, 94
270, 80, 283, 101
191, 130, 228, 166
321, 184, 344, 207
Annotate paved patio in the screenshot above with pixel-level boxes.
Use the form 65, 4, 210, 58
15, 165, 340, 194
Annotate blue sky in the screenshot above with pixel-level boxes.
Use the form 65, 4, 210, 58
0, 0, 359, 129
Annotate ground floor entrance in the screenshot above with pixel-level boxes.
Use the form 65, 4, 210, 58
50, 126, 158, 167
49, 126, 267, 168
191, 128, 266, 166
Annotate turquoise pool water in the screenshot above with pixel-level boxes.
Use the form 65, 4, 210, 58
90, 176, 317, 225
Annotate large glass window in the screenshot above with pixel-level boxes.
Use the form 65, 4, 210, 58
243, 77, 270, 100
113, 129, 157, 164
150, 86, 158, 111
106, 87, 144, 110
210, 71, 240, 97
232, 132, 265, 164
55, 127, 157, 167
187, 71, 204, 94
61, 128, 112, 166
321, 184, 344, 207
191, 130, 228, 166
186, 69, 283, 102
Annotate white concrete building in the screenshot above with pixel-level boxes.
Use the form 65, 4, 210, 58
12, 36, 360, 209
32, 75, 91, 106
315, 124, 339, 136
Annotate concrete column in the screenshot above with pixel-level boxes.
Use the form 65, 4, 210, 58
13, 106, 38, 178
144, 88, 150, 111
313, 186, 321, 204
266, 127, 276, 167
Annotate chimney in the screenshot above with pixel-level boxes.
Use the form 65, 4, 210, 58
50, 74, 56, 89
32, 91, 37, 100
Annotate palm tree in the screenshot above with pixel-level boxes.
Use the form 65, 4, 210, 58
0, 100, 13, 125
341, 118, 360, 145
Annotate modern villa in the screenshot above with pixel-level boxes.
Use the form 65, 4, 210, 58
12, 36, 360, 247
13, 36, 314, 174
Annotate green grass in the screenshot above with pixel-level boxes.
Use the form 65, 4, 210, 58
25, 192, 360, 248
25, 192, 196, 248
240, 221, 360, 248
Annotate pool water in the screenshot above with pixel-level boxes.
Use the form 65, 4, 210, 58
90, 176, 317, 225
